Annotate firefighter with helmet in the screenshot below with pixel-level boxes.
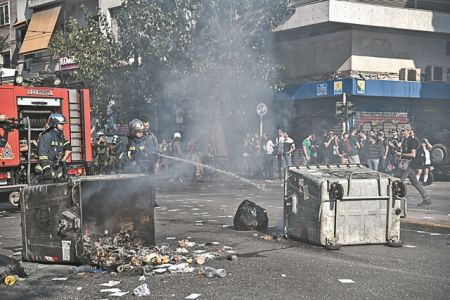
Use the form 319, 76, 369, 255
92, 131, 110, 174
124, 119, 159, 174
109, 134, 125, 173
36, 113, 72, 183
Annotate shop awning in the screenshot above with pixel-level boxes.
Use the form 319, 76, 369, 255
19, 6, 61, 55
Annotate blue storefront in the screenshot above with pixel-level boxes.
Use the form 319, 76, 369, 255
276, 78, 450, 140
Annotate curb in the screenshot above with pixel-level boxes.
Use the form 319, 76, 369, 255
401, 219, 450, 233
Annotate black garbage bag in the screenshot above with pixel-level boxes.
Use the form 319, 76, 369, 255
233, 200, 268, 231
0, 255, 27, 280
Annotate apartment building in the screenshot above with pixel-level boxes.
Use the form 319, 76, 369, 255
274, 0, 450, 137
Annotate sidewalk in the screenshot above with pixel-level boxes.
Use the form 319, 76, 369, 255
402, 208, 450, 231
401, 181, 450, 231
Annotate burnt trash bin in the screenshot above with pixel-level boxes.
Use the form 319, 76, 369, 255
283, 165, 407, 249
20, 174, 155, 264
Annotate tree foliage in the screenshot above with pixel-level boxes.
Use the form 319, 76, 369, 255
172, 0, 293, 120
49, 0, 292, 124
50, 7, 119, 117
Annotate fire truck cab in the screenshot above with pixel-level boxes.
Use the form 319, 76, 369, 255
0, 85, 92, 205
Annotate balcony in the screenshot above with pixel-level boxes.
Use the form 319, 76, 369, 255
28, 0, 63, 9
277, 0, 450, 34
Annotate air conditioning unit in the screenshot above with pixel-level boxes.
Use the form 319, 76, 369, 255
399, 68, 421, 81
425, 66, 446, 82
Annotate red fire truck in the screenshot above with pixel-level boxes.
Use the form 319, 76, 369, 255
0, 85, 92, 205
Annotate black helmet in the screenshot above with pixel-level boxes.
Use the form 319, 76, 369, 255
47, 113, 66, 128
128, 119, 145, 136
96, 131, 105, 139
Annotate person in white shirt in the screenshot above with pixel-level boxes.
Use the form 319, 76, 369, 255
282, 132, 296, 168
262, 133, 275, 180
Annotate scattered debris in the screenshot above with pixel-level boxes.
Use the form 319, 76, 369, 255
72, 264, 104, 274
227, 255, 238, 261
338, 279, 354, 283
100, 280, 121, 287
134, 283, 151, 297
4, 275, 19, 285
101, 288, 122, 293
139, 275, 146, 281
109, 291, 129, 297
185, 293, 202, 299
202, 266, 227, 278
51, 277, 69, 281
79, 227, 234, 277
261, 233, 283, 241
76, 287, 82, 291
196, 255, 206, 265
0, 254, 27, 282
281, 274, 286, 278
178, 240, 196, 248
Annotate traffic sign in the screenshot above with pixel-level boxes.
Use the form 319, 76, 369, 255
256, 103, 268, 117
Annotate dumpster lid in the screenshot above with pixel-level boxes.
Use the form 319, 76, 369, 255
287, 164, 392, 180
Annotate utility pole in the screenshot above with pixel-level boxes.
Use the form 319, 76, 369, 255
336, 92, 356, 133
342, 92, 347, 132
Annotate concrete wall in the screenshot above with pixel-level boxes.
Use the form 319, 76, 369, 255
274, 29, 352, 83
274, 26, 450, 82
277, 0, 450, 34
351, 28, 450, 75
28, 0, 60, 8
99, 0, 121, 27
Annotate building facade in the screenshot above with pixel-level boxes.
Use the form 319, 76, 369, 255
274, 0, 450, 139
0, 0, 99, 86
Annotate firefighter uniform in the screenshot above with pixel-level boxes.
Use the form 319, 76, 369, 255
37, 114, 71, 183
109, 135, 125, 173
124, 119, 158, 174
124, 118, 159, 207
125, 137, 158, 174
92, 131, 110, 174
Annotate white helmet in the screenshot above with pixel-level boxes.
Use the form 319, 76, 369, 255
173, 132, 181, 139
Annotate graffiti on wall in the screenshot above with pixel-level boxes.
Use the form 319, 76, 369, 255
354, 112, 410, 132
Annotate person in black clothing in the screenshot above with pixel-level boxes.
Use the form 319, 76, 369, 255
399, 129, 430, 206
322, 131, 336, 164
124, 119, 159, 174
37, 114, 72, 183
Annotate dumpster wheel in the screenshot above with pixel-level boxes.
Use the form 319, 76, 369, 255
325, 243, 341, 250
386, 239, 403, 248
325, 238, 341, 250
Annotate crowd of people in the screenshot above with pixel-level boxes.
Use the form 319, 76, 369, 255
241, 127, 433, 186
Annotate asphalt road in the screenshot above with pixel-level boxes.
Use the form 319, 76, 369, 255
0, 177, 449, 299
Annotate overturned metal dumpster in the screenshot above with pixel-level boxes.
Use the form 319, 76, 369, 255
20, 174, 155, 263
284, 165, 407, 249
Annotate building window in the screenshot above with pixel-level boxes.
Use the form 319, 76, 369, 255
446, 41, 450, 56
1, 50, 10, 67
109, 7, 121, 42
0, 2, 9, 26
